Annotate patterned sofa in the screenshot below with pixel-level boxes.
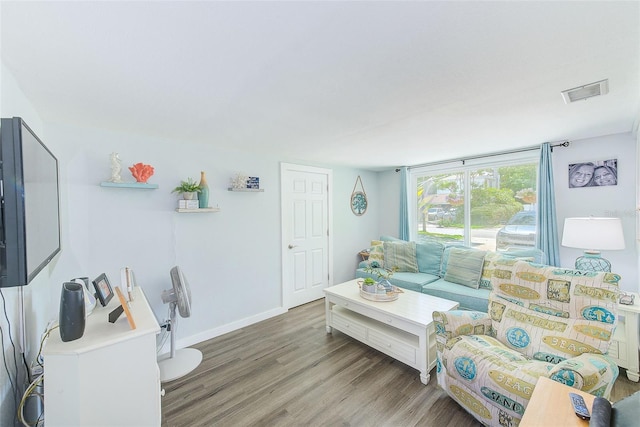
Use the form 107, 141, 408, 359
433, 257, 620, 427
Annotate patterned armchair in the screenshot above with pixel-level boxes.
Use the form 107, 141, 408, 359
433, 258, 620, 427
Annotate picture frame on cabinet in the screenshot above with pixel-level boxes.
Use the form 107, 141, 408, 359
92, 273, 114, 307
114, 287, 136, 329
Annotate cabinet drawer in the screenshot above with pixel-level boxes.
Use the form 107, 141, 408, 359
368, 329, 417, 366
331, 308, 367, 341
608, 340, 619, 359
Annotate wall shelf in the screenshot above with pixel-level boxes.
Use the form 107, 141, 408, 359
175, 208, 220, 213
101, 181, 159, 189
228, 188, 264, 192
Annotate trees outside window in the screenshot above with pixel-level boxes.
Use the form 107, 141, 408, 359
413, 162, 538, 251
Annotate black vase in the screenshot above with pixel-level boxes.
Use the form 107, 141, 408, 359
59, 282, 86, 342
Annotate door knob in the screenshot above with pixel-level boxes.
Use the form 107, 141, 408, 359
288, 244, 297, 249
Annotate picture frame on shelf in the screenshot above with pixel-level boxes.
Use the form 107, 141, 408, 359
92, 273, 114, 307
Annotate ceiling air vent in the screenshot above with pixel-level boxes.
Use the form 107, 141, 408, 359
561, 79, 609, 104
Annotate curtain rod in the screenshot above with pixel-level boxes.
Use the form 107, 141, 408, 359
397, 140, 570, 172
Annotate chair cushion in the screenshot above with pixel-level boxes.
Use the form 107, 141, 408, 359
439, 334, 551, 419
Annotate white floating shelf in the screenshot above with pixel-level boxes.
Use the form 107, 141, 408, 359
175, 208, 221, 213
101, 181, 159, 189
228, 188, 264, 192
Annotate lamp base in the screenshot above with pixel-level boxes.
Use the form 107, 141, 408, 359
575, 251, 611, 272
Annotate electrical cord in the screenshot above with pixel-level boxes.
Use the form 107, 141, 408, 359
17, 372, 44, 427
35, 323, 58, 370
16, 322, 59, 427
0, 322, 19, 415
0, 288, 20, 423
156, 306, 172, 354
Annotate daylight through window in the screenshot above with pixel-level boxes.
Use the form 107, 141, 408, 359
410, 157, 539, 252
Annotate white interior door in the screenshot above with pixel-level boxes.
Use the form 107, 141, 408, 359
281, 163, 332, 308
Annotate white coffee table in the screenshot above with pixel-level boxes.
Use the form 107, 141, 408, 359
324, 279, 459, 384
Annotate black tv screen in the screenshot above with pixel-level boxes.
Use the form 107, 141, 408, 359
1, 117, 61, 287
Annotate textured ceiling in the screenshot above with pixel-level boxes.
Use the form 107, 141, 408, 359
1, 1, 639, 170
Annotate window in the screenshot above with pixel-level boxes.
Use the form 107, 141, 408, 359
410, 156, 538, 252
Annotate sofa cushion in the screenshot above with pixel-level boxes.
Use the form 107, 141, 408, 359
415, 239, 445, 276
383, 241, 418, 273
444, 248, 486, 289
422, 278, 491, 312
380, 235, 402, 242
355, 268, 438, 293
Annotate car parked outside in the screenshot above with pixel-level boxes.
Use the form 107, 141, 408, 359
427, 207, 445, 221
495, 210, 536, 251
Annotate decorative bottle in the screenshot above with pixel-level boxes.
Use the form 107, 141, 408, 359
198, 171, 210, 208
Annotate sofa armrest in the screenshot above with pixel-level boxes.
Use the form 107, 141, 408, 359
547, 353, 619, 398
433, 310, 492, 345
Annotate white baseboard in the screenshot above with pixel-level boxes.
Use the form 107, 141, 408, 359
157, 306, 288, 356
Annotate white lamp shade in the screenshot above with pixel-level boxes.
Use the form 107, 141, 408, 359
561, 217, 625, 251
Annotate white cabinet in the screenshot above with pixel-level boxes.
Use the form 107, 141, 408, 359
44, 287, 162, 426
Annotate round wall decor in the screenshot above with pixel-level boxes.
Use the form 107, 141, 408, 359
350, 176, 368, 216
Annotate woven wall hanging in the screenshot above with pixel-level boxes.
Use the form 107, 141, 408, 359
350, 175, 368, 216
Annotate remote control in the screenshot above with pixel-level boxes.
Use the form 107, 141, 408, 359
569, 393, 590, 420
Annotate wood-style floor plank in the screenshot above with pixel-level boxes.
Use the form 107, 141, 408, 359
161, 299, 640, 426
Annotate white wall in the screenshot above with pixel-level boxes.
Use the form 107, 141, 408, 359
41, 122, 379, 346
378, 169, 401, 238
553, 133, 638, 292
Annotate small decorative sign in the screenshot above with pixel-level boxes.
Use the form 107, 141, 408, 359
247, 177, 260, 189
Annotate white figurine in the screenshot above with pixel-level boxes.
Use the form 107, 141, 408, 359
109, 152, 123, 183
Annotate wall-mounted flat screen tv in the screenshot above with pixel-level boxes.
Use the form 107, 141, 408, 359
1, 117, 61, 287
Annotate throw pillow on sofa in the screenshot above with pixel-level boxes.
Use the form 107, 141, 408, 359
415, 239, 445, 275
383, 241, 418, 272
367, 240, 385, 268
443, 247, 487, 289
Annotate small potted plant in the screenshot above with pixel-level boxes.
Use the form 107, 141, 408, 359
172, 178, 201, 200
360, 277, 377, 293
363, 266, 398, 293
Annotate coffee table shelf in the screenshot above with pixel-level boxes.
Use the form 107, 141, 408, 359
324, 279, 458, 384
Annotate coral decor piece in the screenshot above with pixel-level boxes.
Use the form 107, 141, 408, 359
129, 163, 155, 183
231, 173, 249, 190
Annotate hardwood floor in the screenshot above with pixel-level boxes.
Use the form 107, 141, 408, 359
161, 299, 640, 426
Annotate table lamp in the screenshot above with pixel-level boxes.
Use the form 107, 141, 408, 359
561, 217, 625, 272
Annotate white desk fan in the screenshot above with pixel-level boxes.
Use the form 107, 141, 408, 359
158, 266, 202, 382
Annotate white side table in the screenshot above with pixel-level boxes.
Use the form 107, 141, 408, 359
609, 292, 640, 382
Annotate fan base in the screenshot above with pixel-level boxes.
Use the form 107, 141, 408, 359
158, 348, 203, 382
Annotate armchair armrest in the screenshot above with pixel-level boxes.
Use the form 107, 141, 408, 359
547, 353, 620, 398
433, 310, 492, 346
